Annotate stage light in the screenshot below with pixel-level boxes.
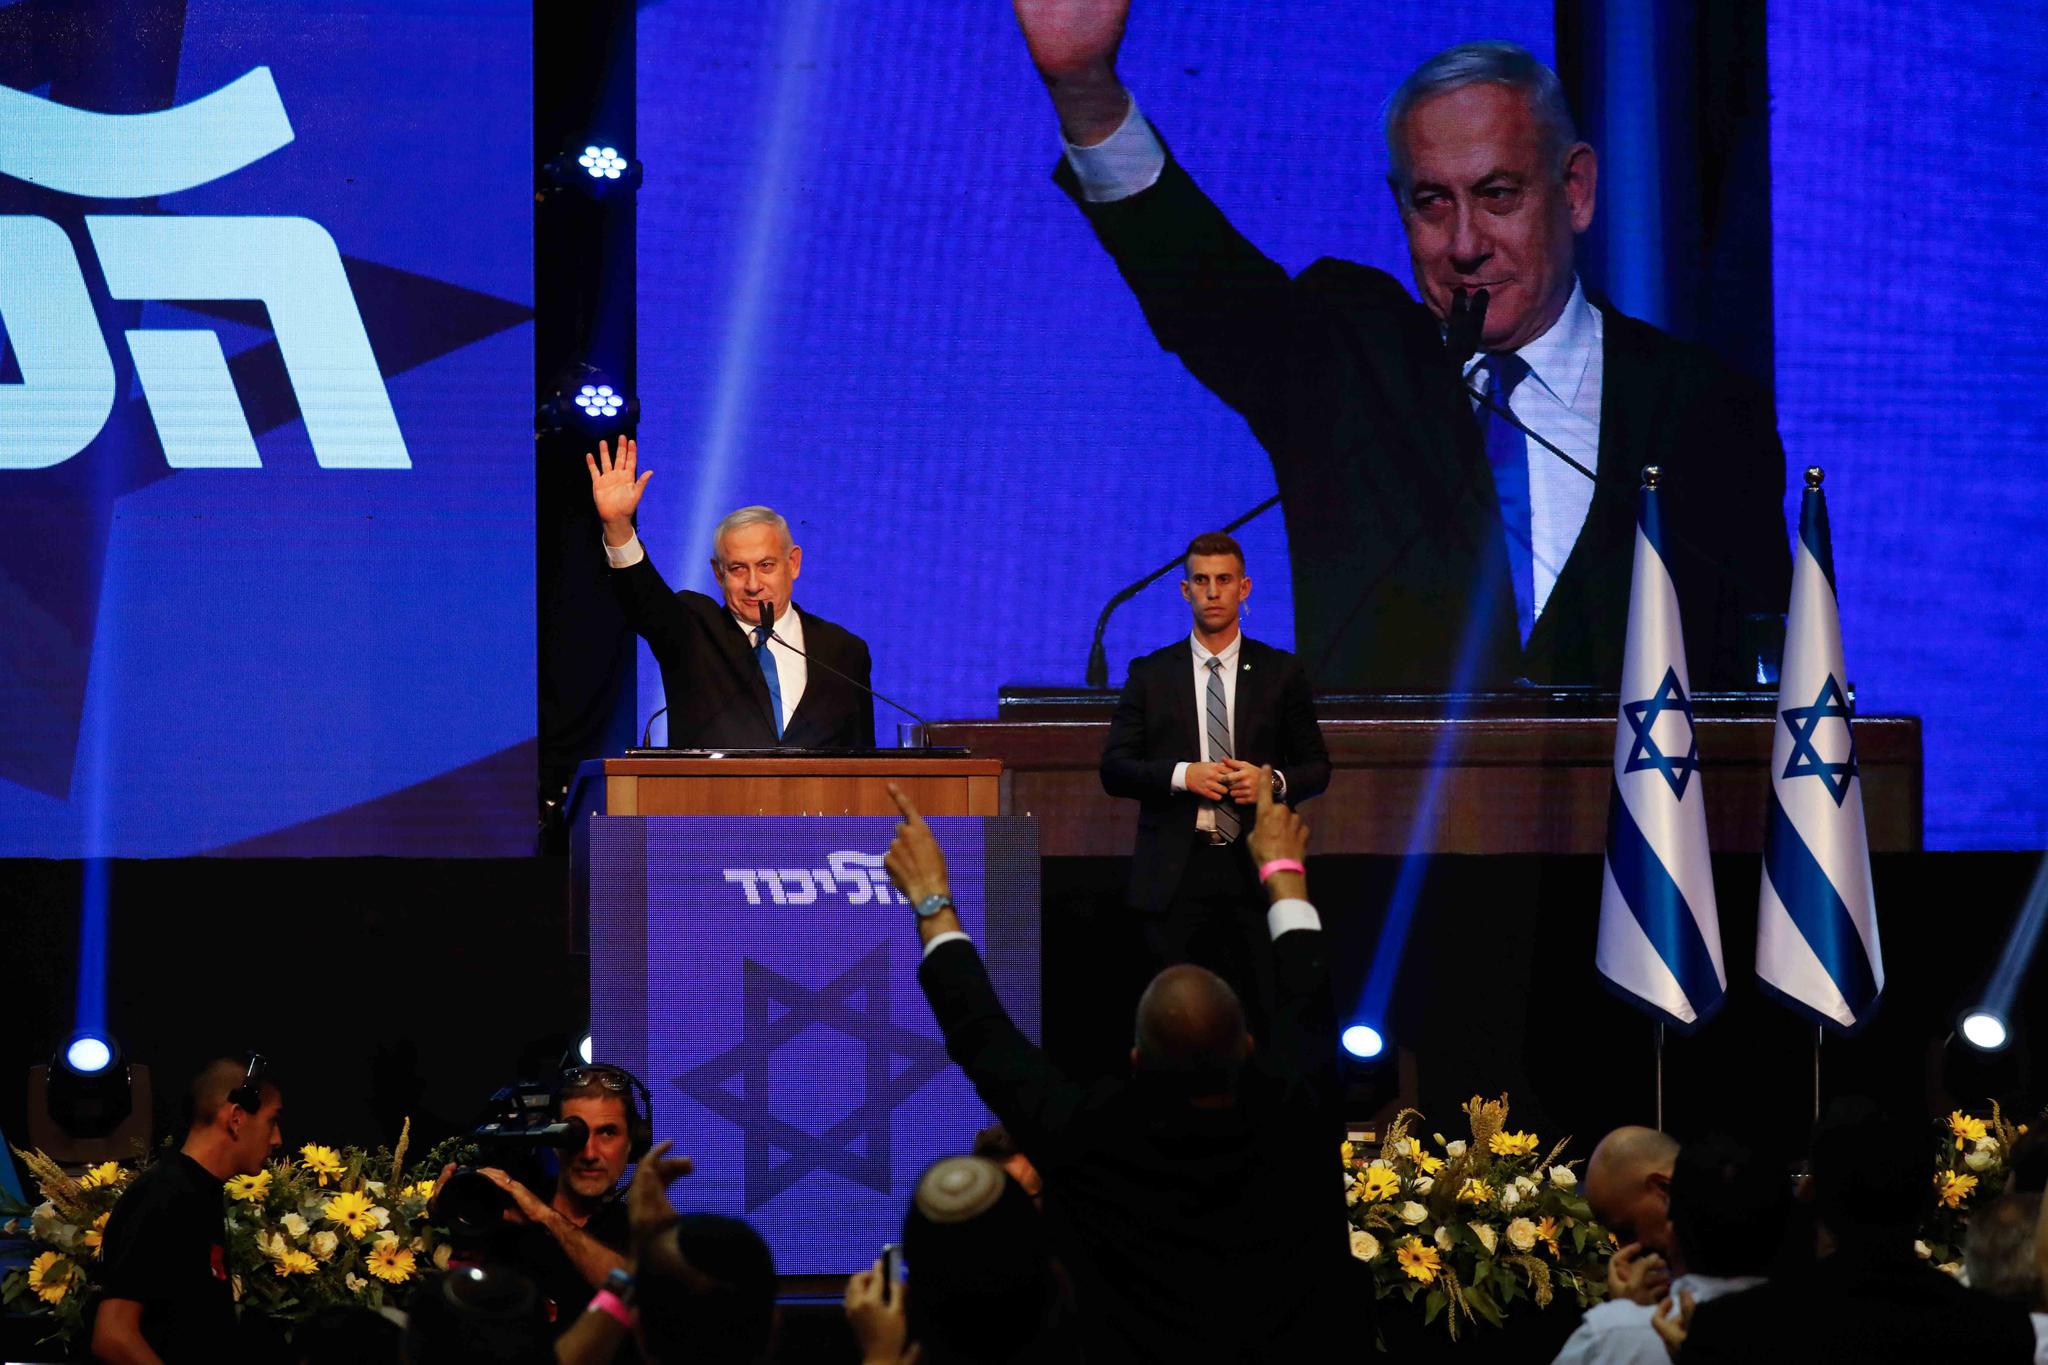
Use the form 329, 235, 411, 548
1341, 1025, 1385, 1060
1961, 1011, 2009, 1052
537, 365, 638, 437
575, 384, 624, 420
578, 1033, 594, 1066
65, 1034, 113, 1074
541, 140, 642, 198
577, 145, 628, 181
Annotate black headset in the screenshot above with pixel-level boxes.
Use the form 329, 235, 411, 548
226, 1051, 269, 1114
559, 1063, 655, 1161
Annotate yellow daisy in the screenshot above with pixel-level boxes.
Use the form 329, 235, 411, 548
300, 1145, 345, 1185
323, 1188, 379, 1239
1416, 1151, 1445, 1175
273, 1249, 317, 1276
27, 1251, 76, 1304
1395, 1237, 1442, 1284
1341, 1141, 1355, 1162
1948, 1111, 1988, 1150
225, 1171, 272, 1203
1359, 1166, 1401, 1202
1936, 1172, 1977, 1208
1458, 1178, 1495, 1205
83, 1211, 109, 1258
75, 1161, 124, 1191
366, 1239, 417, 1284
1535, 1215, 1561, 1256
404, 1180, 438, 1202
1490, 1130, 1540, 1156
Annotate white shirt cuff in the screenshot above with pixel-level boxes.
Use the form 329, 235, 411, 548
921, 930, 972, 959
603, 532, 645, 568
1062, 95, 1165, 203
1170, 761, 1191, 793
1266, 898, 1320, 940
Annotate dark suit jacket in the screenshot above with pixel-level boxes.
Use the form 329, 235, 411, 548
1060, 153, 1792, 690
610, 548, 875, 749
1682, 1246, 2038, 1364
917, 925, 1348, 1364
1100, 636, 1330, 914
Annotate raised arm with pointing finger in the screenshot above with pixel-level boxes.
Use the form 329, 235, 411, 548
586, 437, 876, 750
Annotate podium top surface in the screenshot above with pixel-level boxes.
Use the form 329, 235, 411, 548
600, 756, 1002, 777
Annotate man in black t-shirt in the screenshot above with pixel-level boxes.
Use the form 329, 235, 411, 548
94, 1056, 284, 1364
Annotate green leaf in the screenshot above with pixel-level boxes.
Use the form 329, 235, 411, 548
1463, 1283, 1505, 1327
1423, 1289, 1445, 1325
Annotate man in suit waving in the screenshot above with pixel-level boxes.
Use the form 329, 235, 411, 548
588, 437, 875, 750
1100, 531, 1329, 1018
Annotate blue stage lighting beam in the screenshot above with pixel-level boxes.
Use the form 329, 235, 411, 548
1967, 853, 2048, 1046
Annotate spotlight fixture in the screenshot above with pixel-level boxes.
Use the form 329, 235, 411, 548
541, 140, 643, 198
1960, 1010, 2010, 1052
65, 1033, 114, 1075
537, 365, 638, 437
29, 1036, 152, 1163
577, 145, 629, 181
1341, 1024, 1385, 1060
578, 1032, 594, 1066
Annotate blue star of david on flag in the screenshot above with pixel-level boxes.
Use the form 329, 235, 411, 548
1623, 666, 1701, 801
1779, 674, 1859, 807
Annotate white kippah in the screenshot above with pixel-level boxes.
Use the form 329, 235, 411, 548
913, 1155, 1006, 1225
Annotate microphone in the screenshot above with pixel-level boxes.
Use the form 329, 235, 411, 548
640, 706, 668, 748
1082, 495, 1281, 688
758, 604, 937, 735
1445, 286, 1489, 368
757, 600, 774, 639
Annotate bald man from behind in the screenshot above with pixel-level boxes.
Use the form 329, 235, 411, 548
1584, 1125, 1682, 1309
883, 774, 1349, 1364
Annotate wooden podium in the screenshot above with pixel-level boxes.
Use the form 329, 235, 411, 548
590, 756, 1002, 818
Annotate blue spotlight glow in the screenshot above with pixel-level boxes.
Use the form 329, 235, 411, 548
1341, 1025, 1385, 1060
577, 145, 629, 180
1960, 1011, 2009, 1052
65, 1034, 114, 1074
575, 383, 624, 420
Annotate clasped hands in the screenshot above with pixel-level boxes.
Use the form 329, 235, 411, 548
1185, 758, 1265, 804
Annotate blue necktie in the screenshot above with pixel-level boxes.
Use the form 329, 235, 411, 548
1478, 352, 1536, 645
753, 627, 785, 739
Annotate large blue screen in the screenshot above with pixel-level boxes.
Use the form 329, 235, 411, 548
0, 0, 534, 856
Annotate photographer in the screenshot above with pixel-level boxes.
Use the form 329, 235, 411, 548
438, 1066, 646, 1332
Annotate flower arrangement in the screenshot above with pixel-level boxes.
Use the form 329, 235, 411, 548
1344, 1094, 1613, 1341
1915, 1102, 2035, 1275
1, 1123, 454, 1350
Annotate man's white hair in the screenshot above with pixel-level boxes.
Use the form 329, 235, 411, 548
709, 505, 793, 562
1382, 40, 1581, 191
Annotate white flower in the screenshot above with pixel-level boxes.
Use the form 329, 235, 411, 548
1964, 1149, 1994, 1172
432, 1243, 453, 1270
1469, 1222, 1498, 1255
1972, 1135, 2000, 1155
344, 1272, 367, 1294
1368, 1158, 1392, 1170
1398, 1201, 1429, 1225
366, 1181, 386, 1196
1506, 1217, 1539, 1252
373, 1230, 400, 1250
1937, 1261, 1964, 1280
1914, 1240, 1932, 1260
281, 1212, 309, 1239
1434, 1225, 1455, 1252
1445, 1140, 1468, 1159
1345, 1184, 1362, 1206
263, 1231, 290, 1260
311, 1231, 339, 1262
369, 1205, 391, 1228
1498, 1182, 1521, 1210
1549, 1165, 1577, 1189
1514, 1175, 1540, 1197
1412, 1176, 1436, 1196
1350, 1229, 1381, 1262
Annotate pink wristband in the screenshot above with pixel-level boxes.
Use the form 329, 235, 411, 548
588, 1289, 634, 1329
1258, 858, 1306, 883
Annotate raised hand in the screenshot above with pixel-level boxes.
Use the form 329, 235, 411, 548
1246, 765, 1308, 869
587, 437, 651, 540
626, 1138, 695, 1256
883, 784, 951, 906
1011, 0, 1132, 146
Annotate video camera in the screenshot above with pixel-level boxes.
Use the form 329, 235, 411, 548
438, 1080, 593, 1246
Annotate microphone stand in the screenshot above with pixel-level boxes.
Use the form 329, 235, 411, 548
1083, 493, 1280, 688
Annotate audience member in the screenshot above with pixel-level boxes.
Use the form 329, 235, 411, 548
1553, 1135, 1785, 1364
93, 1054, 284, 1364
1583, 1125, 1678, 1307
404, 1265, 554, 1364
881, 773, 1350, 1362
1968, 1194, 2046, 1308
1673, 1099, 2038, 1363
972, 1124, 1043, 1208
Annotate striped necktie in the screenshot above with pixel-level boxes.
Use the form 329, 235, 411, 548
1205, 656, 1238, 841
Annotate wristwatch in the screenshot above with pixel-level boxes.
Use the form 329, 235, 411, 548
914, 892, 954, 919
602, 1266, 636, 1307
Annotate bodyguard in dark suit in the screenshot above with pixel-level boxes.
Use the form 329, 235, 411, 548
587, 438, 874, 749
882, 779, 1351, 1364
1102, 532, 1329, 1010
1014, 10, 1791, 688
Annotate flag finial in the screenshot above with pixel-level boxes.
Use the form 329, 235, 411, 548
1805, 466, 1825, 490
1640, 464, 1661, 490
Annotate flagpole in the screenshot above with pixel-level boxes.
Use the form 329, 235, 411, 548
1813, 1025, 1823, 1124
1654, 1022, 1666, 1131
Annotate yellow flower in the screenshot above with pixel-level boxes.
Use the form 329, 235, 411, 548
324, 1188, 379, 1239
1936, 1172, 1977, 1208
1360, 1166, 1401, 1203
1458, 1178, 1495, 1205
405, 1180, 438, 1201
1948, 1111, 1989, 1149
225, 1171, 272, 1203
1415, 1151, 1445, 1175
300, 1145, 345, 1185
83, 1211, 109, 1258
27, 1251, 76, 1304
366, 1239, 417, 1284
1341, 1141, 1355, 1162
1490, 1130, 1540, 1156
1535, 1215, 1561, 1256
1396, 1237, 1442, 1284
273, 1250, 317, 1277
76, 1161, 125, 1190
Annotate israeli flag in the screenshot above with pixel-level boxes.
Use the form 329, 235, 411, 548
1597, 471, 1726, 1028
1757, 470, 1883, 1030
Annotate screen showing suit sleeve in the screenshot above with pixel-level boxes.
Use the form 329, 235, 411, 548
0, 0, 534, 856
637, 0, 2043, 850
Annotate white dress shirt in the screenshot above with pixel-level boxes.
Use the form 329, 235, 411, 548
606, 530, 808, 727
1064, 99, 1608, 626
1550, 1272, 1765, 1365
1169, 631, 1239, 833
